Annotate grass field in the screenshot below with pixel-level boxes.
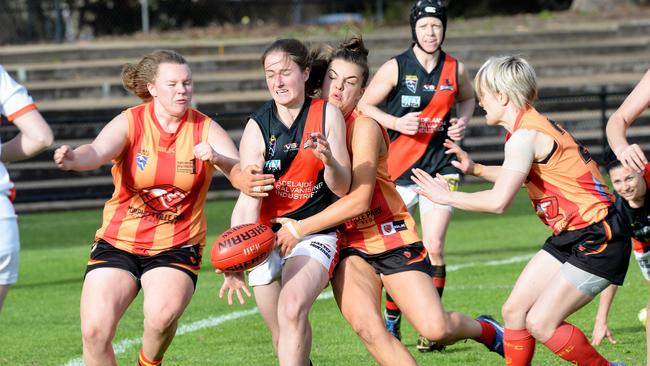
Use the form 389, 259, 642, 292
0, 184, 646, 365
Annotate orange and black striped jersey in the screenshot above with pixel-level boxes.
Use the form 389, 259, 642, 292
95, 102, 214, 256
253, 97, 335, 226
512, 108, 612, 235
384, 50, 460, 184
614, 163, 650, 254
341, 110, 421, 254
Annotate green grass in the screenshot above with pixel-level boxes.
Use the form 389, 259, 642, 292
0, 184, 646, 365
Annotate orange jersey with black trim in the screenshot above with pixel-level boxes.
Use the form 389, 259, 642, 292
95, 102, 214, 256
253, 97, 336, 226
512, 108, 612, 235
384, 50, 460, 184
341, 110, 421, 254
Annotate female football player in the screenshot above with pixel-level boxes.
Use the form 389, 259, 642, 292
411, 55, 629, 366
223, 38, 351, 366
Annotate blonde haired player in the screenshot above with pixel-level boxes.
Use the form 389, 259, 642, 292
412, 55, 629, 366
0, 65, 53, 314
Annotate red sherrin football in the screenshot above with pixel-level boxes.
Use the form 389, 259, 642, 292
211, 223, 274, 272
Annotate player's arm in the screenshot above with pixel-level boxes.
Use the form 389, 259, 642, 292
606, 68, 650, 172
1, 109, 53, 163
447, 61, 475, 141
230, 120, 265, 226
220, 120, 267, 305
53, 113, 129, 171
274, 117, 383, 255
357, 59, 419, 135
320, 103, 351, 197
194, 120, 274, 197
413, 130, 538, 213
592, 285, 618, 346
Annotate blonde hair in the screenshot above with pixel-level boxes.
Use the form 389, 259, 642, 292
474, 55, 537, 110
121, 49, 187, 101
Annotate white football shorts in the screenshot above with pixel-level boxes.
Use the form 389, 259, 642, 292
248, 232, 338, 287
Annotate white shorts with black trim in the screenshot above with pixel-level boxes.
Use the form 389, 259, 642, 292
248, 232, 338, 287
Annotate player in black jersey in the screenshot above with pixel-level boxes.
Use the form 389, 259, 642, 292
357, 0, 475, 351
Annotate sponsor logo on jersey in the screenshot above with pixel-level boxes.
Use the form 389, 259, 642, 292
439, 78, 454, 92
139, 184, 188, 213
176, 158, 197, 174
268, 135, 277, 157
401, 95, 421, 108
264, 159, 281, 173
380, 220, 407, 235
405, 75, 418, 93
309, 240, 333, 259
283, 142, 299, 152
136, 152, 149, 171
423, 83, 436, 92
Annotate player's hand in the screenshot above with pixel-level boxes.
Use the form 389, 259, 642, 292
236, 164, 275, 198
444, 139, 475, 174
194, 142, 219, 165
615, 143, 647, 173
411, 168, 451, 205
271, 217, 301, 257
219, 271, 251, 305
394, 112, 420, 135
53, 145, 75, 170
303, 132, 335, 166
591, 321, 617, 346
447, 117, 467, 141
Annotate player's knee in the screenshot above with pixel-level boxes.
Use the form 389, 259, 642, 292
524, 313, 552, 340
278, 295, 309, 324
423, 238, 444, 259
81, 318, 114, 346
144, 307, 179, 334
418, 323, 449, 342
501, 300, 523, 324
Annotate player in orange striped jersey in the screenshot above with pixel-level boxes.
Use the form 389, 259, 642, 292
53, 50, 273, 366
222, 39, 351, 366
273, 36, 505, 365
0, 65, 54, 314
412, 55, 630, 366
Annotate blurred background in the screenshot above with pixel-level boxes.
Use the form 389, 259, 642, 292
1, 0, 649, 212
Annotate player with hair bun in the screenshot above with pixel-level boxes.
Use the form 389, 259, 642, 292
53, 49, 271, 366
274, 35, 504, 365
412, 55, 630, 366
357, 0, 475, 350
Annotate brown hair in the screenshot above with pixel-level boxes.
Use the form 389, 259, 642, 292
308, 35, 370, 97
121, 49, 187, 101
261, 38, 324, 96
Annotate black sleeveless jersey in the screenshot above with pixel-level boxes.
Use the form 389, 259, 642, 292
383, 48, 460, 184
614, 164, 650, 254
250, 97, 336, 226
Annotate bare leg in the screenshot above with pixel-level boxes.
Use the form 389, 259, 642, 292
80, 268, 139, 366
0, 284, 8, 313
502, 250, 562, 329
383, 269, 483, 345
140, 267, 194, 361
332, 256, 417, 366
421, 206, 452, 266
253, 281, 282, 353
276, 256, 329, 366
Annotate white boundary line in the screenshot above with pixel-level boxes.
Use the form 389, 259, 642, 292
63, 254, 532, 366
